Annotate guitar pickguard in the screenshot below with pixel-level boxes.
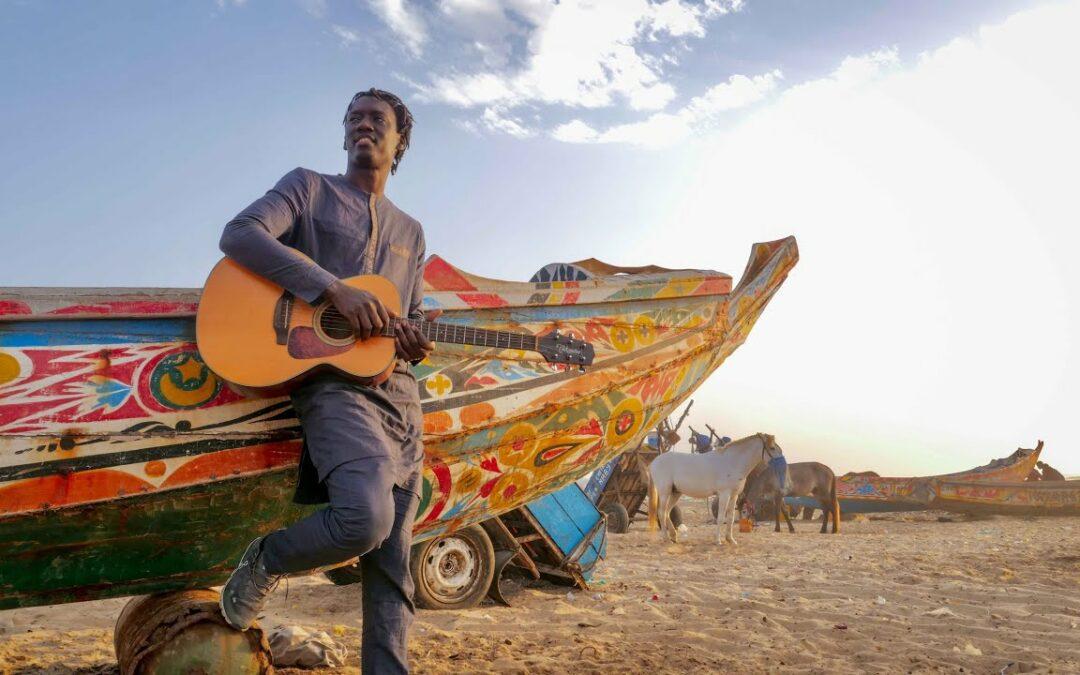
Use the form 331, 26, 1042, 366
287, 327, 352, 359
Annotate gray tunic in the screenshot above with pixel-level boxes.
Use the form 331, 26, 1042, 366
219, 167, 426, 499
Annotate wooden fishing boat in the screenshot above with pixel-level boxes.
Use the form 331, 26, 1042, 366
788, 442, 1043, 514
931, 478, 1080, 516
0, 236, 799, 611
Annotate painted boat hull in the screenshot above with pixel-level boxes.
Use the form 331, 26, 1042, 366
788, 445, 1045, 514
932, 480, 1080, 516
0, 238, 798, 610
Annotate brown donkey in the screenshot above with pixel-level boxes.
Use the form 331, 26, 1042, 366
741, 461, 841, 534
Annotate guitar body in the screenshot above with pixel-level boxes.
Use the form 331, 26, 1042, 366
196, 258, 400, 389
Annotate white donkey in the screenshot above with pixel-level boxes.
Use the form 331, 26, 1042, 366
648, 433, 784, 546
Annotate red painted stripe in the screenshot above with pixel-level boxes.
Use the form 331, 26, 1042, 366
0, 301, 32, 316
423, 256, 477, 291
692, 276, 731, 296
47, 301, 198, 316
457, 292, 509, 308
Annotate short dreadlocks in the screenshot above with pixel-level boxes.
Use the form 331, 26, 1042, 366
344, 88, 414, 174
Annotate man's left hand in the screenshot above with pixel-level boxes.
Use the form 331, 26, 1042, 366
395, 309, 441, 363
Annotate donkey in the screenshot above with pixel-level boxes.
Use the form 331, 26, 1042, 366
740, 461, 840, 534
648, 433, 784, 546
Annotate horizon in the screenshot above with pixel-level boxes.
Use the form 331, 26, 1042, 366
1, 0, 1076, 476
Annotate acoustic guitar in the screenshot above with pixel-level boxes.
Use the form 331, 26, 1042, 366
196, 257, 595, 389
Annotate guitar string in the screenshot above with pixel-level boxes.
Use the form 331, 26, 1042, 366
315, 315, 545, 349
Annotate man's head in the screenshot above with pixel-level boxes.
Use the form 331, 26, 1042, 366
1037, 461, 1048, 469
343, 88, 414, 175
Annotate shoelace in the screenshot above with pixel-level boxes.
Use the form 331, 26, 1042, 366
249, 550, 285, 596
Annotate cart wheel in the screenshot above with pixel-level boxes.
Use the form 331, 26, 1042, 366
602, 502, 630, 534
324, 561, 363, 586
669, 504, 683, 529
411, 525, 495, 610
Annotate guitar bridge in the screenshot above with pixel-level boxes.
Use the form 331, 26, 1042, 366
273, 291, 294, 345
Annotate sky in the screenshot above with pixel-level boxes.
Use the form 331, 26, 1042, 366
1, 0, 1077, 475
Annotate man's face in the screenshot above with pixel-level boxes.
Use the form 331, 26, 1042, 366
344, 97, 400, 172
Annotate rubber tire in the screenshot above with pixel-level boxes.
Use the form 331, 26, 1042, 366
602, 502, 630, 534
411, 525, 495, 611
669, 504, 684, 529
324, 562, 363, 586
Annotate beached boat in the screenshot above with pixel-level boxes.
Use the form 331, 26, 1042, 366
788, 442, 1043, 514
931, 478, 1080, 516
0, 236, 799, 611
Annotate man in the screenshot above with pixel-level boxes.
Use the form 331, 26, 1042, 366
216, 88, 434, 674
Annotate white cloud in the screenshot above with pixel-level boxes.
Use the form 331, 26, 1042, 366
331, 24, 360, 47
829, 47, 900, 87
415, 0, 742, 114
551, 119, 598, 143
480, 106, 534, 138
552, 69, 782, 146
368, 0, 427, 57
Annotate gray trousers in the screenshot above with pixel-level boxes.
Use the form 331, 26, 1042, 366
261, 457, 420, 675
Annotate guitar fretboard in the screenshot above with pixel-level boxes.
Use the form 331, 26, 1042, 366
320, 307, 539, 351
388, 318, 541, 352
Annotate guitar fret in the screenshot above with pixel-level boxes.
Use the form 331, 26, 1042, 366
405, 320, 582, 369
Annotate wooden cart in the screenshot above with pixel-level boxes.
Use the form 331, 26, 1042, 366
584, 401, 694, 533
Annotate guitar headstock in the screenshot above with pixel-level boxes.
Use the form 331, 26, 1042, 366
537, 330, 595, 370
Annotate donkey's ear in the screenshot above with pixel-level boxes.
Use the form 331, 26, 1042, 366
764, 434, 776, 447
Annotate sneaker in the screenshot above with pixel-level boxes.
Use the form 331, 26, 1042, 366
219, 536, 283, 631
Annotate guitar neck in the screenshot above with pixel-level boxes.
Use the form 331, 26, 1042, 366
384, 317, 540, 353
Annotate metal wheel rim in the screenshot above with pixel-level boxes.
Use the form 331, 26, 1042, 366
422, 536, 479, 602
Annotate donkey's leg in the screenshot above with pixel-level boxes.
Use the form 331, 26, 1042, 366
667, 492, 682, 544
714, 490, 730, 545
818, 497, 830, 534
656, 491, 670, 543
773, 495, 782, 533
780, 497, 796, 533
725, 490, 740, 545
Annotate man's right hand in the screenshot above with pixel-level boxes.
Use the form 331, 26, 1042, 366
324, 280, 394, 341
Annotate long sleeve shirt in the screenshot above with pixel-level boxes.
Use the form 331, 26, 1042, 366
219, 167, 426, 320
219, 167, 428, 498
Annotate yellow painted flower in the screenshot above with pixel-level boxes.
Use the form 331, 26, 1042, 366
605, 397, 644, 447
488, 471, 532, 512
454, 466, 483, 498
498, 422, 538, 468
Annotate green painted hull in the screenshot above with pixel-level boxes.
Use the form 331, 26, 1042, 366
1, 468, 311, 609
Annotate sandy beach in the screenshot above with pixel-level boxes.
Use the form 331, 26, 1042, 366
1, 501, 1078, 674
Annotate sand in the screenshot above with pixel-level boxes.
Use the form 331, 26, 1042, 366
1, 501, 1078, 674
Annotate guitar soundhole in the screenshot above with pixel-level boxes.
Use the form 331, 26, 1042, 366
313, 304, 356, 346
322, 320, 353, 340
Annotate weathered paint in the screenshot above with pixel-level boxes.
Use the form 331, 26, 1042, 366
0, 238, 798, 610
788, 444, 1044, 514
114, 589, 272, 675
932, 479, 1080, 515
